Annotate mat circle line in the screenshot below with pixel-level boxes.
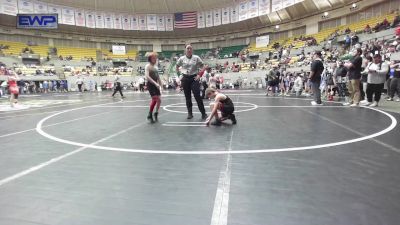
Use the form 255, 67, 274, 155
35, 96, 398, 155
162, 102, 258, 114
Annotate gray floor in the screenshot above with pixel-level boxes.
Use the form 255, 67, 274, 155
0, 90, 399, 225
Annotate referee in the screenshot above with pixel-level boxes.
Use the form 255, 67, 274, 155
176, 44, 207, 119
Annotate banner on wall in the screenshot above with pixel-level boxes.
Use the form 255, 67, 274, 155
165, 14, 173, 31
222, 7, 230, 25
138, 15, 146, 31
205, 10, 213, 27
112, 45, 126, 55
95, 12, 104, 29
146, 14, 157, 30
213, 9, 221, 26
258, 0, 270, 15
0, 0, 304, 30
256, 35, 270, 48
122, 15, 131, 30
197, 11, 205, 28
104, 13, 113, 29
248, 0, 259, 18
74, 9, 85, 26
85, 10, 95, 28
238, 1, 248, 21
1, 0, 19, 15
131, 15, 139, 30
33, 1, 47, 13
157, 15, 165, 31
271, 0, 283, 12
230, 5, 239, 23
18, 0, 34, 13
282, 0, 295, 7
47, 4, 62, 21
61, 7, 75, 25
114, 14, 122, 29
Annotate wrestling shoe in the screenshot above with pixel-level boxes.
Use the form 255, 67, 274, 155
154, 112, 158, 122
229, 114, 237, 125
147, 112, 155, 123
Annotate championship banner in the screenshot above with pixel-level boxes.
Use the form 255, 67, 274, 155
104, 13, 114, 29
114, 14, 122, 29
95, 12, 104, 29
282, 0, 295, 8
18, 0, 34, 13
131, 15, 139, 30
1, 0, 19, 15
230, 5, 239, 23
271, 0, 283, 12
222, 7, 230, 25
165, 14, 173, 31
33, 1, 47, 13
121, 15, 131, 30
47, 4, 61, 21
61, 7, 75, 25
205, 10, 213, 28
197, 11, 205, 28
258, 0, 270, 15
247, 0, 259, 18
138, 14, 147, 31
213, 9, 221, 26
74, 9, 85, 26
85, 10, 95, 28
238, 1, 248, 21
146, 14, 157, 31
157, 15, 165, 31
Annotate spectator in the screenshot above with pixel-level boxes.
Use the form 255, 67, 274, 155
387, 61, 400, 101
361, 54, 389, 107
309, 51, 324, 106
364, 24, 372, 34
382, 18, 390, 29
344, 48, 363, 107
392, 15, 400, 27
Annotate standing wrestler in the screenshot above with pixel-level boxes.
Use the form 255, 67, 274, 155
176, 44, 207, 119
145, 52, 162, 123
8, 71, 20, 107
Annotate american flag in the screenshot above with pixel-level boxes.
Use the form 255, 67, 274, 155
174, 12, 197, 29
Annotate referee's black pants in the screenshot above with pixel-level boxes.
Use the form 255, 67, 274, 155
181, 75, 206, 115
112, 87, 123, 97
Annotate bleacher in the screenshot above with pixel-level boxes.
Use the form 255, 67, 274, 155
14, 65, 56, 76
101, 49, 138, 60
0, 40, 49, 57
193, 48, 210, 56
57, 47, 97, 61
248, 38, 286, 53
160, 50, 183, 59
218, 45, 247, 58
248, 13, 397, 53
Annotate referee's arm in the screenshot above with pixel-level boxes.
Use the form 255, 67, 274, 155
176, 57, 182, 75
196, 57, 207, 81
